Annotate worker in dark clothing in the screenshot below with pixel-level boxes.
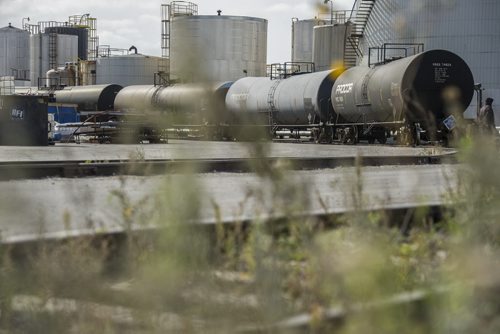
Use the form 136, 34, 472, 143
478, 97, 496, 134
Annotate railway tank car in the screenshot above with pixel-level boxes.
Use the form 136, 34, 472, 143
14, 84, 123, 112
114, 82, 233, 124
226, 49, 474, 144
52, 84, 123, 111
225, 69, 344, 126
332, 49, 475, 143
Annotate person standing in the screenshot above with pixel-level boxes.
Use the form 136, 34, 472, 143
478, 97, 496, 134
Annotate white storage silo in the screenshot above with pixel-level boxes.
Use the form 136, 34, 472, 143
0, 24, 30, 85
96, 54, 164, 86
170, 15, 268, 82
292, 19, 327, 63
359, 0, 500, 120
30, 33, 78, 86
313, 24, 352, 71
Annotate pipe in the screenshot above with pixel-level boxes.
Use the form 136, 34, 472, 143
129, 45, 138, 54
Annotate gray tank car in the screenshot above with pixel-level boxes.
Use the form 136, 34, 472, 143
225, 70, 344, 126
114, 82, 232, 123
227, 49, 474, 144
331, 49, 474, 143
53, 84, 123, 111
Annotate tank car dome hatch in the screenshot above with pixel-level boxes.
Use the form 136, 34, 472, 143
332, 50, 475, 127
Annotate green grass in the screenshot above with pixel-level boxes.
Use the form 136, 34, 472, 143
0, 137, 499, 333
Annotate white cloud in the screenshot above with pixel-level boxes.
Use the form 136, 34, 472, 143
266, 3, 292, 13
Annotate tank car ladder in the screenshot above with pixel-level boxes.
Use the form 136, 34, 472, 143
267, 79, 281, 136
48, 32, 58, 70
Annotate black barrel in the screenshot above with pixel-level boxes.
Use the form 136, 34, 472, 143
0, 95, 48, 146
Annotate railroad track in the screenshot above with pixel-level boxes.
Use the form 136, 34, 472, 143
0, 140, 466, 332
0, 153, 456, 180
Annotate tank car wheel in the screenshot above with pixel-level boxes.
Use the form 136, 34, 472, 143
377, 134, 388, 145
396, 125, 416, 146
343, 126, 359, 145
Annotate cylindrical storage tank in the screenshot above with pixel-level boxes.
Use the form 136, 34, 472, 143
360, 0, 500, 120
114, 85, 162, 113
46, 69, 60, 87
332, 50, 474, 127
44, 26, 88, 61
292, 19, 327, 63
80, 60, 96, 86
59, 66, 76, 87
170, 15, 267, 82
53, 84, 123, 111
0, 24, 30, 83
30, 34, 78, 86
96, 54, 163, 87
313, 24, 351, 71
227, 70, 341, 125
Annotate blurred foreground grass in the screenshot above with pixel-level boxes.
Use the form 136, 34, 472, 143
0, 138, 499, 333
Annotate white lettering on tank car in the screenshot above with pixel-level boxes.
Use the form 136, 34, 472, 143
390, 83, 400, 97
335, 83, 354, 95
231, 93, 249, 102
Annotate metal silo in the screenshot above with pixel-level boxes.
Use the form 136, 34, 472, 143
313, 24, 352, 71
291, 18, 327, 63
30, 33, 79, 86
0, 24, 30, 85
170, 15, 268, 82
45, 27, 89, 61
359, 0, 500, 120
96, 54, 163, 87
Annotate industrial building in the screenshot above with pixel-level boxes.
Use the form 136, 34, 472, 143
24, 15, 98, 86
355, 0, 500, 119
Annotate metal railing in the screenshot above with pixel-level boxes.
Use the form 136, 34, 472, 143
267, 62, 315, 80
368, 43, 425, 66
97, 45, 131, 58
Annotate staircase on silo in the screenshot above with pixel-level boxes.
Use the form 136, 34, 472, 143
344, 0, 376, 67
